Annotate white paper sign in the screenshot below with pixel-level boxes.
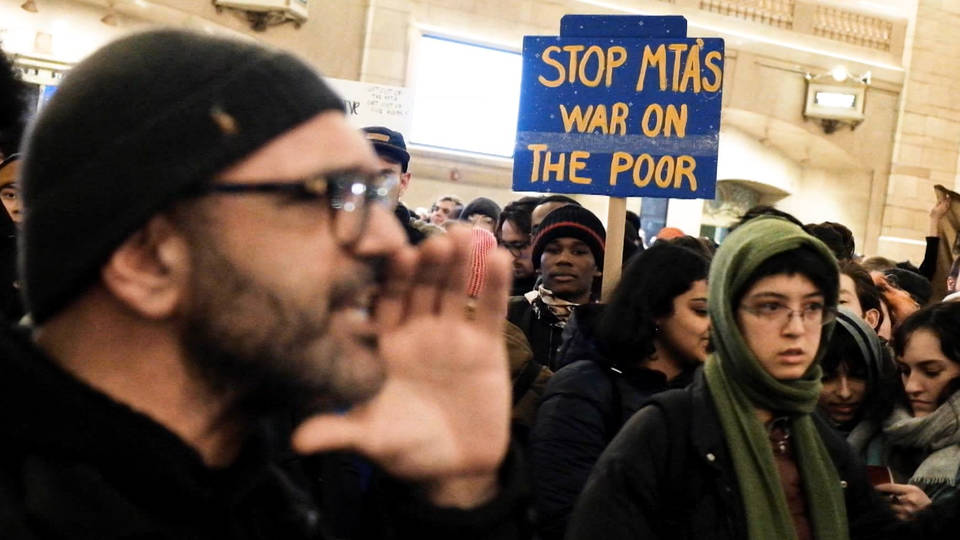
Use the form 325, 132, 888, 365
326, 78, 413, 135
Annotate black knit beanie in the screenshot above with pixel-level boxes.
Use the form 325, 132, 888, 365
460, 197, 501, 223
531, 205, 606, 270
19, 29, 344, 324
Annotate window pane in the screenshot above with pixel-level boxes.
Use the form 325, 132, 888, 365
410, 35, 521, 157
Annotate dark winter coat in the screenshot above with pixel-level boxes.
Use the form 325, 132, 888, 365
0, 327, 532, 540
507, 296, 566, 371
529, 304, 694, 539
567, 371, 960, 540
0, 207, 21, 323
395, 202, 426, 245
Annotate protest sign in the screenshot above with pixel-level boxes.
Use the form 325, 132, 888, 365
512, 15, 723, 200
513, 15, 724, 300
326, 78, 413, 134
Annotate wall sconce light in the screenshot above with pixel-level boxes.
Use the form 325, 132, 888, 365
803, 66, 870, 134
21, 0, 39, 13
212, 0, 308, 32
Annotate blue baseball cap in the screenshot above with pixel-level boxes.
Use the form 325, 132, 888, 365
362, 126, 409, 172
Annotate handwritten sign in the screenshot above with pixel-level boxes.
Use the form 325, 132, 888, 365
512, 15, 723, 199
327, 78, 413, 134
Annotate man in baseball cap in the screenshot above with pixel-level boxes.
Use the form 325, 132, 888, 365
362, 125, 429, 244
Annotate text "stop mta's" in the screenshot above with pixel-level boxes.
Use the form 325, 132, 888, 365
528, 41, 721, 191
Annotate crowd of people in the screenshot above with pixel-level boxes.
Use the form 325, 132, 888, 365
1, 28, 960, 540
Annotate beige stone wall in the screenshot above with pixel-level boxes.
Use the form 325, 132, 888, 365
364, 0, 903, 259
113, 0, 369, 80
878, 0, 960, 263
17, 0, 945, 264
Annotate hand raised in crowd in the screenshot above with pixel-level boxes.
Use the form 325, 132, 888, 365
871, 271, 920, 323
875, 482, 933, 520
292, 226, 513, 508
928, 197, 950, 236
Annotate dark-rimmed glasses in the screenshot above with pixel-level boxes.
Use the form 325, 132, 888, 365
194, 169, 398, 247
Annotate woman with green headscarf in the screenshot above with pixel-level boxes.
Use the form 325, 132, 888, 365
567, 216, 960, 540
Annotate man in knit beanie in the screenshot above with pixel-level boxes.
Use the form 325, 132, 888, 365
507, 205, 605, 370
460, 196, 501, 233
0, 30, 527, 538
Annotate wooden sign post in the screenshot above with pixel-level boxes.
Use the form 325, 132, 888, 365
512, 14, 724, 296
601, 197, 626, 302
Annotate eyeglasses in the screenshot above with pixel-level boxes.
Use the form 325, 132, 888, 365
499, 239, 531, 257
739, 301, 836, 328
195, 170, 398, 247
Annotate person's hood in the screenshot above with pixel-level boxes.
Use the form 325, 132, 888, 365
832, 306, 894, 426
707, 215, 838, 412
834, 306, 884, 387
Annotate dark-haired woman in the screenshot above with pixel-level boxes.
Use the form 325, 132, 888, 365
875, 302, 960, 519
529, 243, 710, 539
817, 307, 898, 465
0, 154, 22, 322
568, 216, 959, 540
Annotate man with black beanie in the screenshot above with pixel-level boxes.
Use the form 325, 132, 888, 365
460, 197, 501, 233
507, 205, 605, 371
0, 29, 529, 539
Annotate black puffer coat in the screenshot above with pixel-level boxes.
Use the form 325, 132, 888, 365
529, 305, 694, 540
567, 371, 960, 540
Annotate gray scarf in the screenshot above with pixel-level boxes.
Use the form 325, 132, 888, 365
847, 419, 880, 454
883, 391, 960, 494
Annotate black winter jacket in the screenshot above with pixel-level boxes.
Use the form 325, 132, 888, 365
0, 327, 532, 540
567, 371, 960, 540
395, 202, 426, 246
529, 305, 694, 539
507, 296, 566, 371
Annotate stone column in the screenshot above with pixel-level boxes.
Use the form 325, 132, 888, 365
879, 0, 960, 262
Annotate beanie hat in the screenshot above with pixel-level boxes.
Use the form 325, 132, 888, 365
467, 227, 497, 297
531, 205, 605, 270
460, 197, 501, 223
656, 226, 685, 240
883, 268, 932, 306
20, 30, 344, 323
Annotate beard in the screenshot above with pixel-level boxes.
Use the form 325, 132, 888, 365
180, 240, 386, 422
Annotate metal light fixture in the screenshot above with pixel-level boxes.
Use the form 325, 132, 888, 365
803, 67, 871, 134
21, 0, 38, 13
212, 0, 309, 32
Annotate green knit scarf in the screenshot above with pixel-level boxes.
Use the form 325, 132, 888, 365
704, 216, 848, 540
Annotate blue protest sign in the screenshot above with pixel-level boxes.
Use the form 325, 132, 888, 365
512, 16, 723, 200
